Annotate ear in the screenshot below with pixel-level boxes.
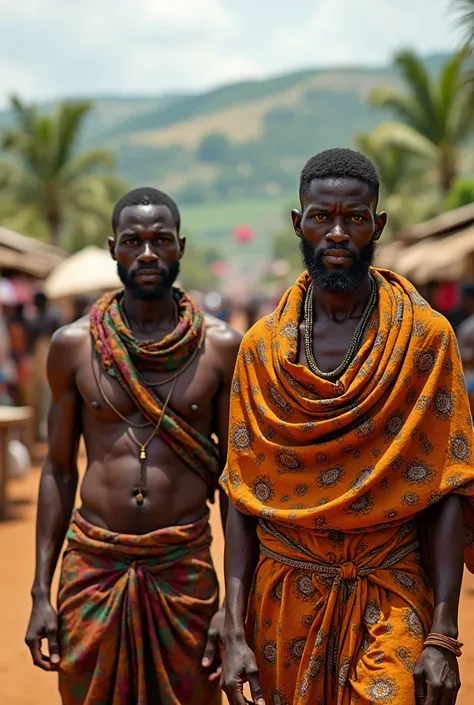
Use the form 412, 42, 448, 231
291, 209, 303, 238
373, 211, 387, 241
108, 236, 116, 260
178, 235, 186, 258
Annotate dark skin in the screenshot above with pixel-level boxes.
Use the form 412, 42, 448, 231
25, 203, 242, 682
221, 177, 464, 705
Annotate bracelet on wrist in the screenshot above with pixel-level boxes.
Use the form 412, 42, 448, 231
423, 633, 463, 658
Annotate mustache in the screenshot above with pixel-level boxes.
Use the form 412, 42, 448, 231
132, 264, 167, 275
320, 245, 355, 258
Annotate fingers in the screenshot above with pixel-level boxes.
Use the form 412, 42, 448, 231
208, 664, 222, 682
47, 628, 60, 669
438, 680, 460, 705
222, 681, 246, 705
25, 635, 55, 672
248, 667, 265, 705
425, 683, 441, 705
414, 669, 427, 705
202, 628, 217, 669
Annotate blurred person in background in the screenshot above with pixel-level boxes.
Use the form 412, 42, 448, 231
27, 292, 63, 441
0, 308, 12, 404
5, 303, 30, 405
446, 282, 474, 332
25, 187, 241, 705
457, 313, 474, 416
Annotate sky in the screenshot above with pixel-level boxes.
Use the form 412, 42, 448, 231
0, 0, 460, 107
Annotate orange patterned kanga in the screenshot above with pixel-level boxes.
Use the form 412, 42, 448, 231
220, 268, 474, 705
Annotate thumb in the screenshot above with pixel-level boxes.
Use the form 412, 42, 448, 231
413, 669, 426, 704
47, 629, 60, 665
202, 628, 217, 667
248, 669, 265, 705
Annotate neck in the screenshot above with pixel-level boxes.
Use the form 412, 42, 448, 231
312, 274, 372, 323
122, 289, 176, 336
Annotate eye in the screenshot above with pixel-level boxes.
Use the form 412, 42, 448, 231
312, 213, 329, 221
349, 215, 364, 223
123, 238, 139, 246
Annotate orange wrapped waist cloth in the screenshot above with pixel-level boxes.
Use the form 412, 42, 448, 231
220, 268, 474, 704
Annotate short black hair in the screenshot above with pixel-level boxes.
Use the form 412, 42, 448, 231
112, 187, 181, 234
299, 148, 380, 203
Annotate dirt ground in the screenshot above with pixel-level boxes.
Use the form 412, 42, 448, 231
2, 459, 474, 704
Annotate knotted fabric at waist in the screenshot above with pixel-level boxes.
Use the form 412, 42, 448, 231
258, 518, 419, 580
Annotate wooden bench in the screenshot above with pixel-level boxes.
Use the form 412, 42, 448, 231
0, 406, 33, 517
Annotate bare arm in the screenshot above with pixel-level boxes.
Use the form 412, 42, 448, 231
213, 325, 242, 534
221, 504, 264, 705
202, 325, 241, 676
414, 495, 464, 703
224, 504, 260, 636
25, 326, 83, 671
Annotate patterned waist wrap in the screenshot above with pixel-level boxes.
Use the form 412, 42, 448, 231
90, 286, 220, 496
249, 519, 431, 704
57, 510, 220, 705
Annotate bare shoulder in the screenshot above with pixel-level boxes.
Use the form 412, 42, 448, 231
204, 313, 242, 371
48, 315, 90, 370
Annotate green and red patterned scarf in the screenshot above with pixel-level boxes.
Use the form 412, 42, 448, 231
89, 287, 219, 495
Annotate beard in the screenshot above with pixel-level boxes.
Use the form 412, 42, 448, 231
117, 260, 180, 300
299, 238, 375, 293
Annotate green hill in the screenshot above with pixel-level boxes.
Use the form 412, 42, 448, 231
0, 54, 453, 271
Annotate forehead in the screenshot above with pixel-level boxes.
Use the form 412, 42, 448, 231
302, 177, 375, 208
116, 204, 177, 232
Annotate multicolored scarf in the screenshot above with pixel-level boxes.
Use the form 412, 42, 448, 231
90, 287, 219, 494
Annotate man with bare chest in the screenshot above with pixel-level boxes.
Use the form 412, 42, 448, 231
25, 187, 242, 705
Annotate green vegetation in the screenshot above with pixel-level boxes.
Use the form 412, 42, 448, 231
446, 176, 474, 209
367, 50, 474, 195
453, 0, 474, 48
0, 97, 127, 250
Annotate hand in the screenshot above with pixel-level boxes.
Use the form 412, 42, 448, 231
413, 646, 460, 705
221, 632, 265, 705
25, 598, 60, 671
202, 607, 225, 682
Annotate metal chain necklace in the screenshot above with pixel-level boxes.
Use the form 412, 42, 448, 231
128, 376, 177, 505
304, 276, 377, 381
92, 356, 178, 505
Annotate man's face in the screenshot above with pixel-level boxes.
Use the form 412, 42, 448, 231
109, 204, 184, 300
292, 177, 387, 293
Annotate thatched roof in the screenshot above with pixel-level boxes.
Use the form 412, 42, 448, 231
398, 203, 474, 243
0, 226, 66, 278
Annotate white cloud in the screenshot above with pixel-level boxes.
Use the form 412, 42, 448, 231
0, 0, 461, 106
277, 0, 455, 66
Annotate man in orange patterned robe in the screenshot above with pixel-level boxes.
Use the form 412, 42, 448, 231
221, 149, 473, 705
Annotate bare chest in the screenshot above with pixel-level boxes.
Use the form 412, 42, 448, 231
298, 319, 361, 374
75, 342, 220, 425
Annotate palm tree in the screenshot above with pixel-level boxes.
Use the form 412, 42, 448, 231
369, 50, 473, 195
355, 126, 440, 236
0, 97, 127, 249
453, 0, 474, 48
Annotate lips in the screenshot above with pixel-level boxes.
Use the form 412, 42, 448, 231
135, 269, 163, 282
322, 251, 353, 264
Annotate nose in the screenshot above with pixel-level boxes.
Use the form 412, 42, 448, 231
327, 223, 350, 244
137, 241, 159, 262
